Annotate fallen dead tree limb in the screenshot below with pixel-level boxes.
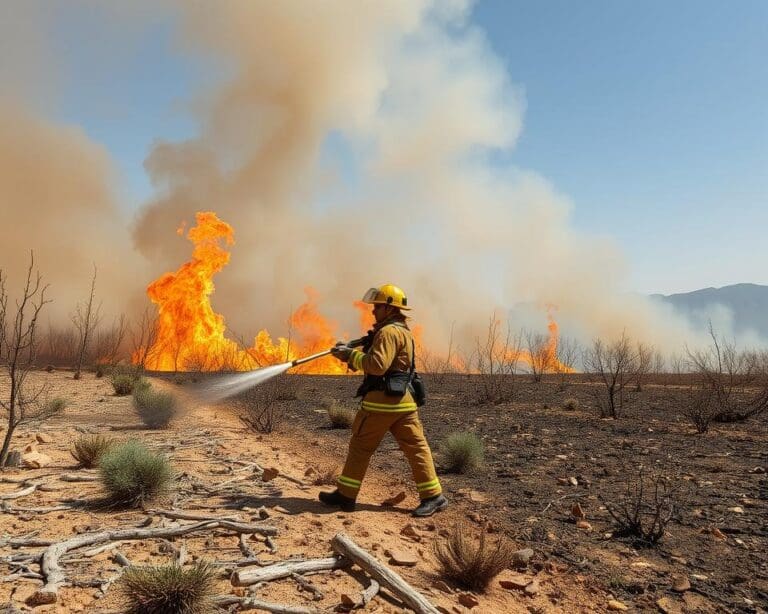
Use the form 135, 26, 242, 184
290, 571, 324, 600
213, 595, 321, 613
231, 556, 351, 586
148, 508, 243, 522
0, 484, 37, 500
19, 518, 278, 604
342, 577, 380, 610
331, 532, 440, 614
59, 473, 98, 482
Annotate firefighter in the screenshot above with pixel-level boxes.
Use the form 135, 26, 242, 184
319, 284, 448, 517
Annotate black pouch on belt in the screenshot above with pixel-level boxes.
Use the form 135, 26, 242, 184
384, 371, 410, 396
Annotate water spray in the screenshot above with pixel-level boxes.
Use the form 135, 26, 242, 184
196, 333, 371, 404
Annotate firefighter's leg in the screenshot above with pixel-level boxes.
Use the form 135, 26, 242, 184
390, 411, 442, 499
336, 410, 390, 499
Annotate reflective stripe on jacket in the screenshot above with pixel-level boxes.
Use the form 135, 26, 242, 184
347, 319, 416, 412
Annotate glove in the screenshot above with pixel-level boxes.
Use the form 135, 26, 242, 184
331, 343, 353, 362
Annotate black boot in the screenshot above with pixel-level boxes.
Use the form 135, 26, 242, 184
413, 494, 448, 517
318, 489, 356, 512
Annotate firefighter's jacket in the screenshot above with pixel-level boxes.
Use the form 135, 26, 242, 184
346, 319, 416, 413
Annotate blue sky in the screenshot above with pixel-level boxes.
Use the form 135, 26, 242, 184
50, 1, 767, 295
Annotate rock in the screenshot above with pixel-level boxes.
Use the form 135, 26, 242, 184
710, 527, 726, 540
256, 506, 270, 520
28, 589, 57, 605
261, 467, 279, 482
727, 506, 744, 514
630, 561, 653, 569
22, 450, 52, 469
570, 502, 585, 519
656, 597, 683, 614
524, 579, 540, 596
400, 524, 420, 540
468, 490, 486, 503
690, 574, 708, 581
272, 505, 291, 514
433, 580, 453, 593
555, 454, 568, 460
458, 593, 479, 608
499, 573, 531, 591
35, 433, 54, 444
606, 599, 628, 611
575, 520, 592, 531
388, 550, 418, 567
748, 466, 765, 474
381, 491, 406, 507
568, 477, 579, 487
304, 467, 316, 477
557, 477, 569, 485
672, 576, 690, 592
340, 593, 356, 607
512, 548, 534, 566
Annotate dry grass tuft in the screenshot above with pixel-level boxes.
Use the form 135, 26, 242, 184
327, 402, 355, 429
440, 431, 484, 473
312, 465, 339, 486
119, 561, 216, 614
434, 523, 516, 592
133, 384, 177, 429
99, 441, 172, 507
563, 397, 579, 411
71, 434, 117, 468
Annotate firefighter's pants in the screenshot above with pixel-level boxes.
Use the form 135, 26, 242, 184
337, 409, 442, 500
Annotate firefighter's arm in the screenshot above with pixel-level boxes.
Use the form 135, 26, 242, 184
347, 328, 397, 375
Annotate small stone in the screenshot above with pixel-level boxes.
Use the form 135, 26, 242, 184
257, 507, 270, 520
458, 593, 479, 608
468, 490, 486, 503
710, 527, 726, 540
29, 589, 57, 605
388, 550, 418, 566
498, 573, 530, 591
672, 576, 690, 592
524, 579, 540, 596
382, 491, 406, 507
607, 599, 628, 611
272, 505, 291, 514
556, 454, 568, 460
570, 502, 585, 519
340, 593, 356, 607
400, 524, 420, 539
691, 574, 708, 581
304, 467, 316, 477
261, 467, 279, 482
568, 477, 579, 486
21, 450, 52, 469
748, 466, 765, 474
35, 433, 54, 444
512, 548, 534, 566
630, 561, 653, 569
557, 477, 569, 485
727, 506, 744, 514
575, 520, 592, 531
656, 597, 683, 614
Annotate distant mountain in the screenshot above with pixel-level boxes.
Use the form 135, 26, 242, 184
651, 283, 768, 340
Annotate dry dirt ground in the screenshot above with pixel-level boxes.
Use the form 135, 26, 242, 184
1, 370, 767, 613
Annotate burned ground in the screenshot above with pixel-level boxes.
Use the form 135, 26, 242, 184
0, 370, 766, 613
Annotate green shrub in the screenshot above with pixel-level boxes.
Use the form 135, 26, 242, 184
133, 385, 176, 429
99, 441, 172, 507
563, 397, 579, 411
71, 434, 116, 468
327, 402, 355, 429
440, 432, 484, 474
111, 374, 136, 395
434, 523, 515, 592
119, 561, 216, 614
41, 397, 69, 416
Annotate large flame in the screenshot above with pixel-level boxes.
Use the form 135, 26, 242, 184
138, 211, 571, 376
140, 212, 357, 374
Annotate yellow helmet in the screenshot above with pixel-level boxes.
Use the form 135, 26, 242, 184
361, 284, 411, 310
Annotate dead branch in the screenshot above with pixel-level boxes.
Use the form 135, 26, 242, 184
16, 518, 278, 604
331, 532, 440, 614
232, 556, 351, 586
213, 595, 321, 613
342, 577, 381, 610
290, 571, 324, 600
0, 484, 37, 499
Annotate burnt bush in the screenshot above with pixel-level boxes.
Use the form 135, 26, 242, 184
434, 523, 515, 592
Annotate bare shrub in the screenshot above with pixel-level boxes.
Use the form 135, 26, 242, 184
601, 467, 679, 546
237, 374, 288, 434
72, 434, 117, 468
100, 441, 172, 507
112, 374, 138, 396
418, 322, 457, 387
524, 329, 555, 383
133, 385, 177, 429
583, 332, 639, 419
0, 254, 55, 467
93, 314, 129, 367
555, 336, 580, 389
119, 561, 216, 614
686, 325, 768, 424
434, 523, 516, 592
312, 465, 339, 486
131, 307, 160, 371
72, 264, 102, 380
440, 431, 484, 473
471, 314, 521, 404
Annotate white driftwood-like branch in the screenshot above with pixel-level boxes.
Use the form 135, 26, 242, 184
343, 577, 380, 610
213, 595, 320, 613
231, 556, 351, 586
0, 484, 37, 500
331, 533, 440, 614
23, 518, 277, 604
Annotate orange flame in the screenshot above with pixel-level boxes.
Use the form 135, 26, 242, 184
138, 212, 361, 374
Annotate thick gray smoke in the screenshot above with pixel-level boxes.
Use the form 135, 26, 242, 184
0, 1, 724, 355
